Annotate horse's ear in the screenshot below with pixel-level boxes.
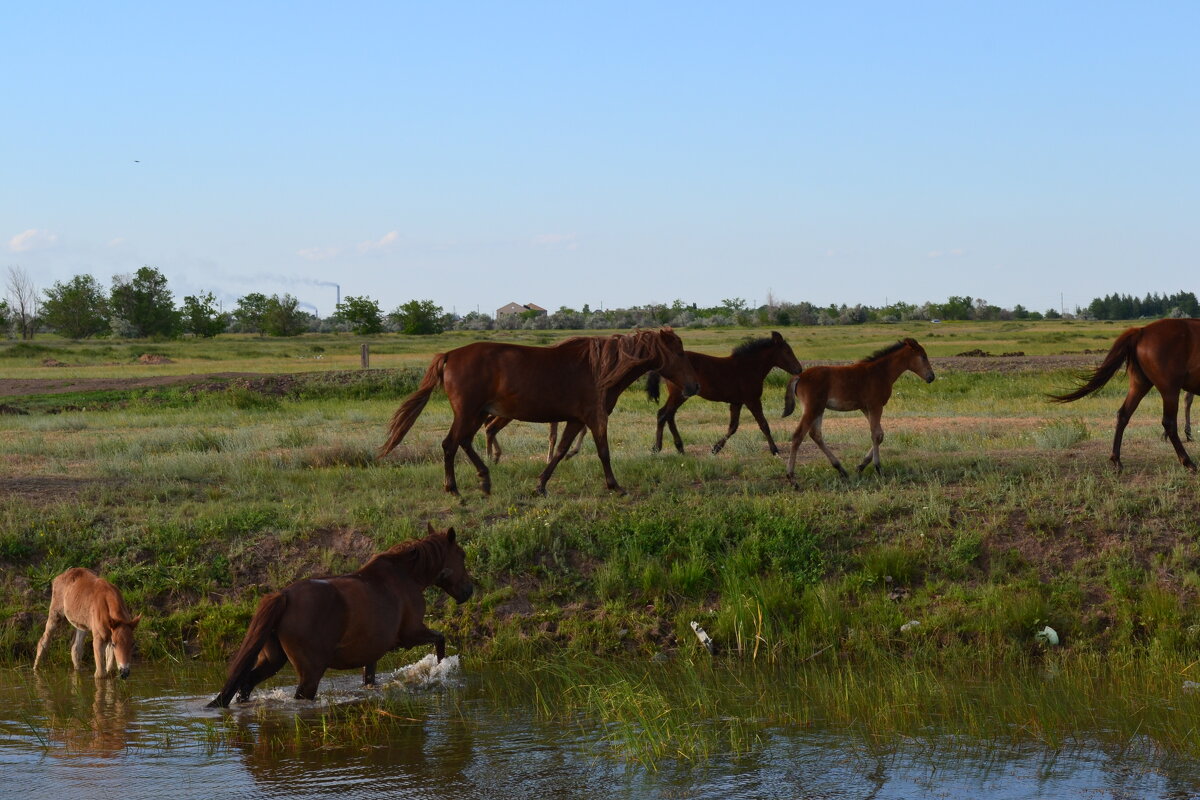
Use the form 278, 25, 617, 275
772, 330, 783, 341
129, 614, 142, 629
426, 521, 436, 535
447, 527, 457, 544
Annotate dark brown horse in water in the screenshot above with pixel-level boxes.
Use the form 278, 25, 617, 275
207, 525, 473, 707
784, 338, 935, 481
380, 328, 699, 495
647, 331, 804, 455
34, 568, 141, 679
1050, 318, 1200, 471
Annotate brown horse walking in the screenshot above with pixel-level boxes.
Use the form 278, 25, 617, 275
380, 328, 699, 495
1049, 318, 1200, 471
647, 331, 804, 455
34, 568, 142, 679
207, 525, 473, 708
784, 338, 935, 481
482, 332, 704, 465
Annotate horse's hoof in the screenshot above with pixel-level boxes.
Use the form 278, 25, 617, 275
535, 485, 548, 497
651, 445, 661, 454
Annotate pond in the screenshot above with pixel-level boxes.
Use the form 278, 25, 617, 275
2, 657, 1199, 799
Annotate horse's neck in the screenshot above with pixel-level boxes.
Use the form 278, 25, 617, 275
739, 349, 778, 378
866, 353, 911, 385
369, 547, 440, 588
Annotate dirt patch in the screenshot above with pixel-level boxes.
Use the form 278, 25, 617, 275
0, 476, 110, 503
41, 358, 68, 367
0, 372, 264, 399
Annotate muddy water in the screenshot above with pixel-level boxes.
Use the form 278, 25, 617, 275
3, 658, 1199, 800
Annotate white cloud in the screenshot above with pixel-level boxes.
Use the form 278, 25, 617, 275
357, 231, 400, 253
8, 229, 58, 252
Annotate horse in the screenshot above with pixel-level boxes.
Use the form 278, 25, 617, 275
1049, 318, 1200, 471
647, 331, 804, 455
33, 568, 142, 679
379, 328, 699, 495
481, 332, 704, 465
1187, 392, 1195, 442
783, 338, 935, 481
207, 525, 473, 708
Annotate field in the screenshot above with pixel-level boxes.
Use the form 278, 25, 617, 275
3, 319, 1200, 757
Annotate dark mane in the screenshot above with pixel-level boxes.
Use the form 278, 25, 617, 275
373, 534, 447, 580
732, 336, 776, 357
859, 340, 908, 363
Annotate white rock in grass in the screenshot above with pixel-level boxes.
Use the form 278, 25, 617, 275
1035, 626, 1059, 646
899, 620, 920, 633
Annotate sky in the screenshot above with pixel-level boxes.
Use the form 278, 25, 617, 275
4, 2, 1198, 318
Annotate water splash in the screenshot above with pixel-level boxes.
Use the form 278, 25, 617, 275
384, 654, 462, 692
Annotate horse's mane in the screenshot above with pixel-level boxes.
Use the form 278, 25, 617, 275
860, 340, 910, 363
373, 533, 449, 581
591, 328, 678, 390
732, 336, 776, 357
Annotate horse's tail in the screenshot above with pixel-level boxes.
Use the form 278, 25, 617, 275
378, 354, 447, 457
1048, 326, 1142, 404
207, 591, 288, 708
782, 373, 801, 418
645, 371, 662, 403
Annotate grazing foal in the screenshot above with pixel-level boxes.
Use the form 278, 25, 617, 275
784, 338, 935, 481
34, 568, 141, 679
648, 331, 803, 455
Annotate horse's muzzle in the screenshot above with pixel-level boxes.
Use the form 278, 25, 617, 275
456, 583, 475, 603
924, 372, 936, 384
118, 666, 130, 679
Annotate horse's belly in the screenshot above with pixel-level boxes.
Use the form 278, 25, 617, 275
825, 397, 859, 412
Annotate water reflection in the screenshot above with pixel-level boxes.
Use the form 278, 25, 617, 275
2, 663, 1200, 799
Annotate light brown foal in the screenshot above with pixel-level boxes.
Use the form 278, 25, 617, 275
34, 568, 141, 679
784, 338, 935, 481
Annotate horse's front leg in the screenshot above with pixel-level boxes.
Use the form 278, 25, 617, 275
856, 409, 885, 474
363, 663, 377, 686
1160, 390, 1197, 471
1186, 392, 1194, 442
92, 631, 111, 678
537, 420, 586, 495
712, 403, 742, 454
403, 626, 448, 661
807, 415, 849, 479
72, 628, 88, 672
746, 399, 779, 455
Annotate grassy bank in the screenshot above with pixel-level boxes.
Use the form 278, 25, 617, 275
2, 321, 1198, 680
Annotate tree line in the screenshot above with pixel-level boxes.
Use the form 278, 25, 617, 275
4, 265, 1195, 339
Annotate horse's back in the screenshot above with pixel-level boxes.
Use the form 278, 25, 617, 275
1137, 319, 1200, 390
443, 340, 595, 421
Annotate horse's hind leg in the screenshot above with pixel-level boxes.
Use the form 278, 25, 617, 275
1160, 390, 1196, 471
33, 611, 63, 670
712, 403, 742, 454
654, 394, 686, 454
565, 425, 587, 459
808, 416, 849, 479
484, 417, 510, 464
856, 409, 884, 474
1112, 378, 1151, 471
237, 639, 288, 702
1186, 392, 1194, 442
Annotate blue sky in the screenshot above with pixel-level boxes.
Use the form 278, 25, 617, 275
4, 2, 1197, 317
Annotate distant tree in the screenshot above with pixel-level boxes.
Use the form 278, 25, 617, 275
6, 266, 40, 340
0, 299, 8, 333
41, 274, 110, 339
233, 292, 270, 334
181, 292, 229, 338
389, 299, 446, 335
1044, 308, 1062, 320
110, 266, 179, 338
261, 294, 308, 337
333, 295, 385, 335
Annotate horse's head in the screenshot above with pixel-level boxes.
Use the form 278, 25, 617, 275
111, 614, 141, 679
430, 524, 474, 604
652, 328, 700, 397
902, 338, 936, 383
770, 331, 804, 375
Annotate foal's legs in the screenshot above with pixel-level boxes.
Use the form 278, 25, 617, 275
1160, 389, 1197, 471
654, 393, 687, 454
807, 416, 849, 478
856, 408, 885, 474
33, 610, 64, 670
72, 629, 89, 672
537, 420, 586, 495
1111, 376, 1152, 471
787, 409, 849, 482
745, 398, 780, 455
484, 417, 511, 463
712, 403, 743, 454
